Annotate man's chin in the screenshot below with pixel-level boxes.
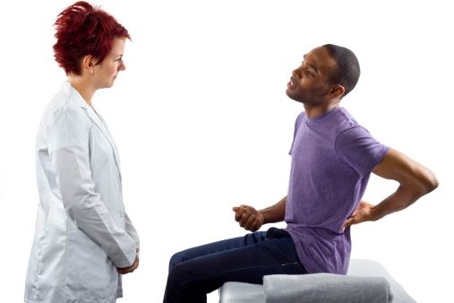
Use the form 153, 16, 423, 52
285, 91, 304, 104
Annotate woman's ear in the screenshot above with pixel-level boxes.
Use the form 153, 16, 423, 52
82, 55, 97, 75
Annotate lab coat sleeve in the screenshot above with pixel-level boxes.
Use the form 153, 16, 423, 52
48, 106, 136, 268
125, 212, 140, 248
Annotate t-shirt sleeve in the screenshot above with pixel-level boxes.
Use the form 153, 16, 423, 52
335, 126, 390, 177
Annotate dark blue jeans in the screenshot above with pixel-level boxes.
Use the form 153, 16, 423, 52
163, 227, 307, 303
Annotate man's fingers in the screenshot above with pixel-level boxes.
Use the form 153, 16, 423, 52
233, 205, 262, 231
242, 214, 254, 229
233, 205, 249, 221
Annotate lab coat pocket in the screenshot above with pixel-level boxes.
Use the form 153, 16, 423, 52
66, 221, 118, 298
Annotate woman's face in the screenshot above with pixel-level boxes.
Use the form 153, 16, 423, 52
93, 37, 126, 89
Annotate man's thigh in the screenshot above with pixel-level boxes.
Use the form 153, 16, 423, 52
169, 231, 268, 269
176, 231, 306, 287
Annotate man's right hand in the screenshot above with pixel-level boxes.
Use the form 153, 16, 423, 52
232, 205, 264, 232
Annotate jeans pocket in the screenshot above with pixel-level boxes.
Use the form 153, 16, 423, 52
266, 227, 290, 239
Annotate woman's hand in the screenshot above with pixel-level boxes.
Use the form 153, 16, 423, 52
118, 247, 140, 274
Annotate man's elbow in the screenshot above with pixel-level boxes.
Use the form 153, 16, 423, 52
421, 170, 439, 195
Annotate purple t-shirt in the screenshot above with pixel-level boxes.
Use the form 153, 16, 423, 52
284, 107, 389, 274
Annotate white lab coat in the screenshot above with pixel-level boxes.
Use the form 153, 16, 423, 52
24, 82, 140, 303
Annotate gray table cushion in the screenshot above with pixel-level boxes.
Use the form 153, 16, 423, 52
263, 273, 392, 303
218, 259, 416, 303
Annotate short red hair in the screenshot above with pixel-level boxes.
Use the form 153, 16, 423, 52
53, 1, 130, 75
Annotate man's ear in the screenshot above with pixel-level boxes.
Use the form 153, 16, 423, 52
82, 55, 97, 75
330, 85, 345, 99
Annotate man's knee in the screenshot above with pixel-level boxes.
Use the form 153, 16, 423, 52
168, 250, 188, 271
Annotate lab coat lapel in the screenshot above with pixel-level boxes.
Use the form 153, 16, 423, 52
69, 85, 122, 179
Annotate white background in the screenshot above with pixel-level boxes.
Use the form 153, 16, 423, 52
1, 1, 452, 302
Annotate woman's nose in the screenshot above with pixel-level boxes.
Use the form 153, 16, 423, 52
119, 61, 126, 71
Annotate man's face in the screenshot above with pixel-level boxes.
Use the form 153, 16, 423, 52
286, 46, 337, 106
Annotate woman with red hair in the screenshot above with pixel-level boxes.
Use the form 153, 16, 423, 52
24, 2, 139, 302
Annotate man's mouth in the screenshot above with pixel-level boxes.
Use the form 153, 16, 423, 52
287, 77, 295, 89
